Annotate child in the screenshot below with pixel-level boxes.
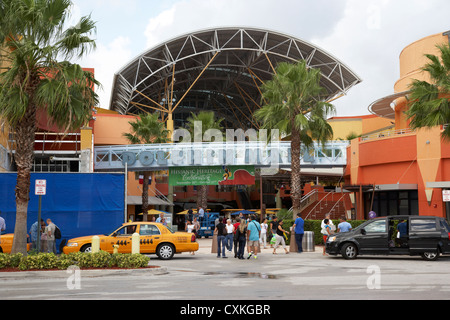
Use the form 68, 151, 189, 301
321, 218, 332, 256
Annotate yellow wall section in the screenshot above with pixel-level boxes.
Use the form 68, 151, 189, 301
416, 126, 442, 188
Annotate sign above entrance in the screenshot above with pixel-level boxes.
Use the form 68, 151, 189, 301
169, 166, 255, 186
93, 141, 349, 172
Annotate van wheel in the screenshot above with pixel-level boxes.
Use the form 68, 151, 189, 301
421, 251, 439, 261
341, 243, 358, 260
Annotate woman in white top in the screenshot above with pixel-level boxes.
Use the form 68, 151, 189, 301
225, 219, 234, 252
259, 218, 268, 248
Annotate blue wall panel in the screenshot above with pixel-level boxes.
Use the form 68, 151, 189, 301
0, 173, 125, 251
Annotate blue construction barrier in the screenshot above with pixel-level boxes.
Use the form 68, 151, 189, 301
0, 173, 125, 252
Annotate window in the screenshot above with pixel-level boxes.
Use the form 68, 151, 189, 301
410, 219, 437, 232
139, 224, 161, 236
364, 220, 386, 233
440, 220, 450, 233
115, 225, 137, 236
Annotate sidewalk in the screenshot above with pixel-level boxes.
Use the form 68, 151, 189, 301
196, 238, 321, 256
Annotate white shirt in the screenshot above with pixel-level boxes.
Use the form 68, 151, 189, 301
261, 223, 268, 233
225, 224, 234, 234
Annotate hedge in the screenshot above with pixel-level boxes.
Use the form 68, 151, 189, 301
0, 251, 150, 271
268, 219, 366, 245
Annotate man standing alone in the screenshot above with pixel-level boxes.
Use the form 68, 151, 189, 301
293, 213, 304, 253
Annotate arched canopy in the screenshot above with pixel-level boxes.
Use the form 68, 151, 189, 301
110, 27, 361, 129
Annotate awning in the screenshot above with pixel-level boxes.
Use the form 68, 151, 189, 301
427, 181, 450, 189
127, 195, 174, 206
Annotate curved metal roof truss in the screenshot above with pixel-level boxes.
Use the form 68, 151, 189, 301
110, 27, 361, 129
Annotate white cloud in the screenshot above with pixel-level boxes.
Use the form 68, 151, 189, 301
79, 36, 133, 109
143, 0, 346, 49
74, 0, 450, 114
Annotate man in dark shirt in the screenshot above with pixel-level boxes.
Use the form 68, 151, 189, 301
215, 217, 227, 258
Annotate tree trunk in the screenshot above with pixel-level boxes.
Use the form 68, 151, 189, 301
141, 171, 150, 221
196, 185, 208, 210
11, 102, 37, 255
290, 125, 302, 221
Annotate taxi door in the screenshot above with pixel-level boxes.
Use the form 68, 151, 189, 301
138, 224, 163, 254
101, 224, 137, 253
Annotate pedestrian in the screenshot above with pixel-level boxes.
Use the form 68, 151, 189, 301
236, 219, 247, 259
192, 217, 200, 236
225, 218, 234, 252
269, 216, 279, 248
260, 218, 268, 249
29, 219, 43, 251
321, 214, 335, 233
321, 218, 333, 256
186, 220, 194, 233
215, 217, 227, 258
40, 220, 47, 252
246, 215, 261, 259
185, 220, 196, 255
45, 218, 57, 254
233, 217, 241, 258
293, 213, 304, 253
0, 212, 5, 246
337, 216, 352, 233
198, 206, 205, 222
273, 219, 289, 254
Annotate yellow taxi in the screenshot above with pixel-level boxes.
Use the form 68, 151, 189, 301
0, 234, 32, 253
62, 222, 199, 260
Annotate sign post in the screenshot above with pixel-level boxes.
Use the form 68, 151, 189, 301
35, 180, 46, 252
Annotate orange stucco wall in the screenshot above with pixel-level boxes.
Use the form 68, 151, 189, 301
93, 113, 137, 146
92, 113, 157, 199
345, 31, 450, 219
393, 32, 449, 130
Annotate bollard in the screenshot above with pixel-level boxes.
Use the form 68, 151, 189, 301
92, 236, 100, 253
132, 232, 140, 254
113, 244, 119, 254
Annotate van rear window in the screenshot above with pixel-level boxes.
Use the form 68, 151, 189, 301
411, 219, 437, 232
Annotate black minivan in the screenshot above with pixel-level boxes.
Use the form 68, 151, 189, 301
325, 215, 450, 261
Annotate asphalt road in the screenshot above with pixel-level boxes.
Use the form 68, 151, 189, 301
2, 238, 450, 302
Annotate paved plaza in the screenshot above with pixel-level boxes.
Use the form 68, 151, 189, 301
1, 238, 450, 301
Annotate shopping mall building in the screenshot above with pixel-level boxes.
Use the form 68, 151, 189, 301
1, 27, 450, 231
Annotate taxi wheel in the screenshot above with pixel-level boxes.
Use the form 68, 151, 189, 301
157, 243, 174, 260
80, 244, 92, 253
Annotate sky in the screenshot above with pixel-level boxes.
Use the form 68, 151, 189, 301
71, 0, 450, 117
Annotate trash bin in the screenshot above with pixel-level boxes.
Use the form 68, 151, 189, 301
302, 231, 315, 252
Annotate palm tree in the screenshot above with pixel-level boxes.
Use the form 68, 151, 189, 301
185, 111, 224, 209
0, 0, 99, 254
123, 112, 169, 221
406, 44, 450, 140
255, 61, 334, 219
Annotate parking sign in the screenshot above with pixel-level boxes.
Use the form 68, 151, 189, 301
443, 190, 450, 202
35, 179, 46, 196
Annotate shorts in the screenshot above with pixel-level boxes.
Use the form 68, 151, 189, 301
247, 240, 260, 247
323, 235, 328, 243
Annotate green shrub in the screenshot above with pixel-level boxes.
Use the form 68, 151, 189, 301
0, 251, 150, 271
